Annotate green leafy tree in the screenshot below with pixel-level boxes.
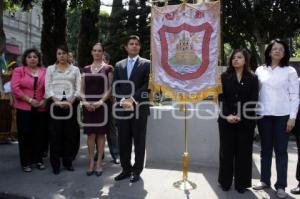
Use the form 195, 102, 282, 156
295, 33, 300, 58
66, 9, 81, 61
77, 0, 101, 67
98, 11, 110, 43
223, 0, 300, 66
126, 0, 138, 35
137, 0, 151, 59
41, 0, 67, 66
105, 0, 152, 63
104, 0, 127, 64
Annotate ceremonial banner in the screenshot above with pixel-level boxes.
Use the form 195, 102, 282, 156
150, 2, 221, 103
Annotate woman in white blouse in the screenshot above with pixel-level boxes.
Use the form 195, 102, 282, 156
45, 45, 81, 175
253, 39, 299, 199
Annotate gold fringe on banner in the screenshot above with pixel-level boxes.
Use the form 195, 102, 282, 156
149, 76, 222, 103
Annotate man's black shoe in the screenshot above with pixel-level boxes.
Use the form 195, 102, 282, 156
236, 188, 246, 194
291, 186, 300, 194
114, 171, 131, 181
65, 166, 74, 171
113, 157, 120, 164
130, 173, 140, 183
219, 184, 230, 191
53, 168, 60, 175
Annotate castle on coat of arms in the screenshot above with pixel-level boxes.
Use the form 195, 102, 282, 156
171, 34, 199, 65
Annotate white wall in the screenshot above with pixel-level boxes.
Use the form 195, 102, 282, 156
146, 102, 220, 167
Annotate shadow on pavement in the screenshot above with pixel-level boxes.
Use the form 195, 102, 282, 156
0, 192, 33, 199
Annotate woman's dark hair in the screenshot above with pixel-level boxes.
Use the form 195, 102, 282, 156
103, 51, 110, 63
92, 42, 104, 52
56, 45, 69, 53
264, 39, 290, 67
226, 49, 251, 74
22, 48, 42, 67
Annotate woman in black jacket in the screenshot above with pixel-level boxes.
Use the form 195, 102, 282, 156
218, 49, 258, 193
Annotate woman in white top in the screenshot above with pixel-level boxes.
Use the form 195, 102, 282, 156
253, 39, 299, 199
45, 45, 81, 175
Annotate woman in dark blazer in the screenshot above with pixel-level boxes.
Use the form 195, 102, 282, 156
218, 49, 258, 193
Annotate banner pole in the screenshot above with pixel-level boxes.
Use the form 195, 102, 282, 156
173, 103, 197, 190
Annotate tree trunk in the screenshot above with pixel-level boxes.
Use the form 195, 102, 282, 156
257, 42, 265, 65
77, 0, 100, 68
111, 0, 123, 17
253, 28, 266, 64
250, 41, 259, 70
53, 0, 67, 50
138, 0, 148, 41
41, 0, 54, 66
220, 0, 225, 66
106, 0, 126, 64
126, 0, 138, 35
41, 0, 67, 66
0, 0, 5, 91
138, 0, 150, 59
0, 0, 5, 56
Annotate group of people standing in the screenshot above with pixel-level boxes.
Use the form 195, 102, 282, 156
218, 39, 300, 198
9, 34, 300, 195
11, 35, 150, 183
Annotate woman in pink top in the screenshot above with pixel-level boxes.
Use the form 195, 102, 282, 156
11, 48, 47, 172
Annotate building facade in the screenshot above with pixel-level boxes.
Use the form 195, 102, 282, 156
3, 4, 42, 67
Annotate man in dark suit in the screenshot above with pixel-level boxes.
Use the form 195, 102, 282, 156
113, 35, 150, 183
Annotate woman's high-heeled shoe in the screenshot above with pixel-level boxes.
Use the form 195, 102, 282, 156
86, 159, 95, 176
95, 170, 103, 176
95, 158, 103, 177
86, 170, 94, 176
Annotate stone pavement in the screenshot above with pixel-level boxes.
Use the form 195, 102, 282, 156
0, 139, 300, 199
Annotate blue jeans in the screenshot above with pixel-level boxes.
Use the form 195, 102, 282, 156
258, 115, 289, 190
